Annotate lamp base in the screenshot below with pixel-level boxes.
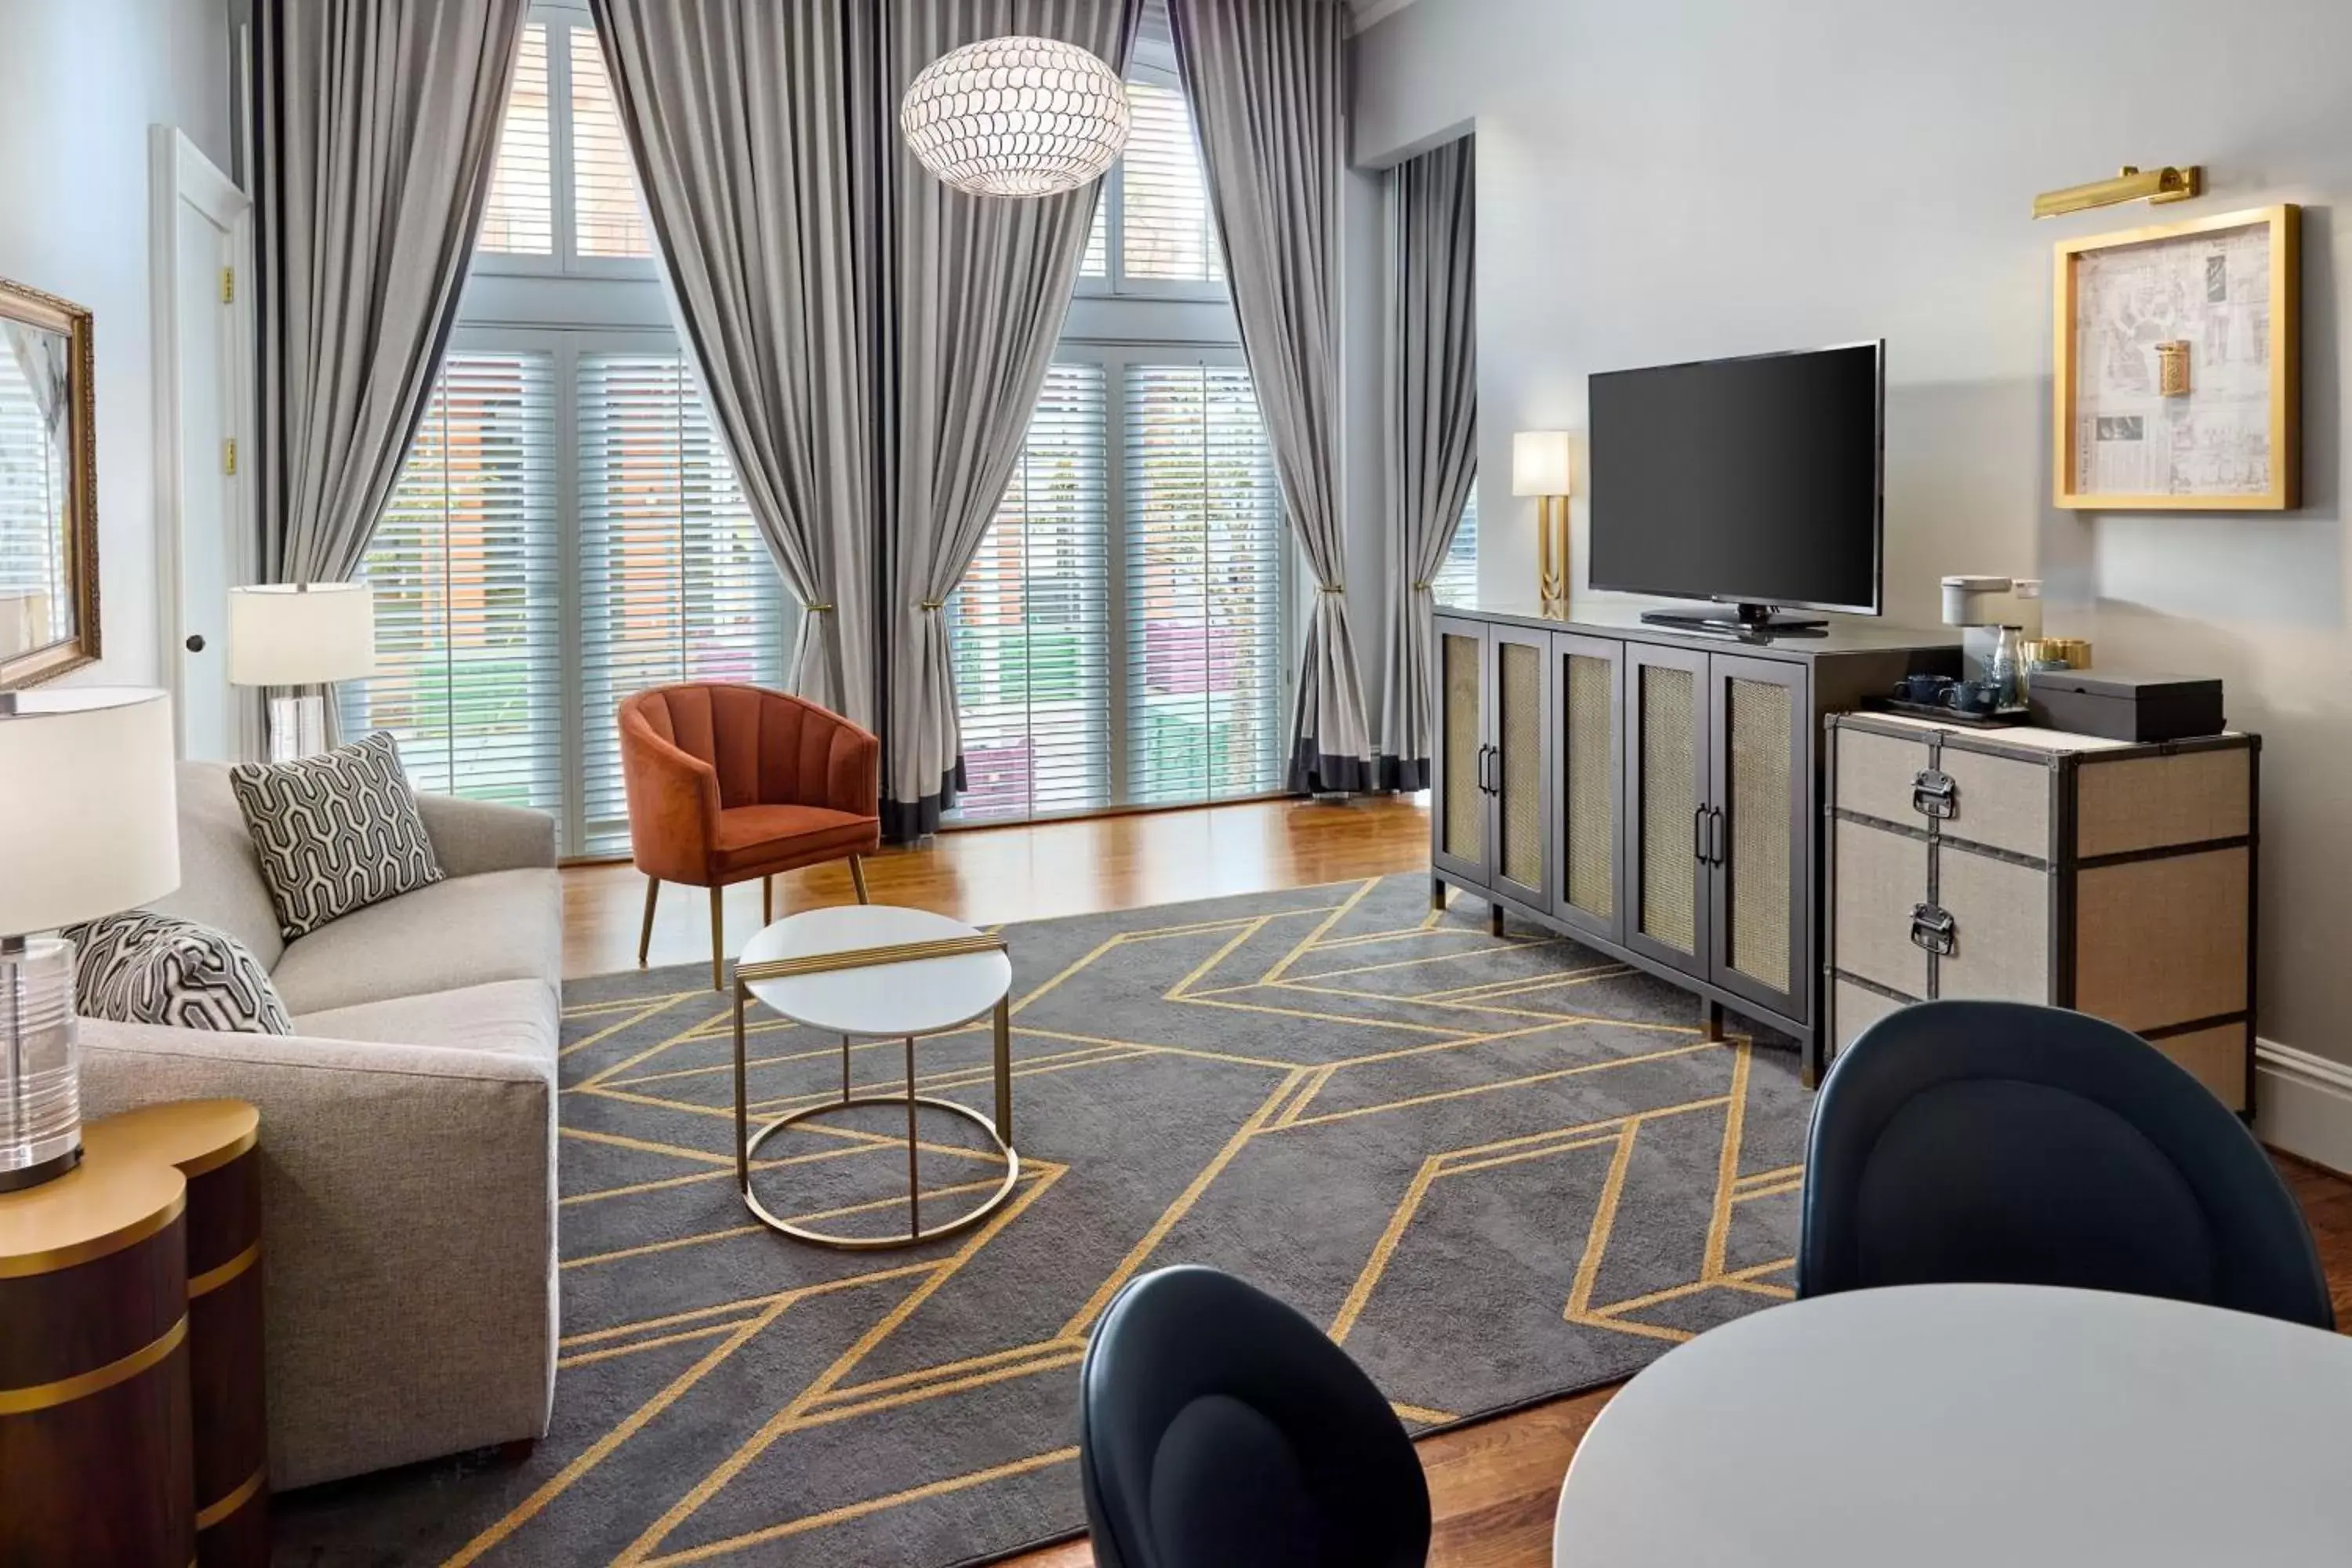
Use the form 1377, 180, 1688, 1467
267, 692, 329, 762
1537, 495, 1569, 604
2, 936, 81, 1192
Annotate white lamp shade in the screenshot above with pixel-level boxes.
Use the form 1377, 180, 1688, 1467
900, 35, 1131, 198
0, 688, 180, 935
229, 583, 376, 686
1512, 430, 1575, 497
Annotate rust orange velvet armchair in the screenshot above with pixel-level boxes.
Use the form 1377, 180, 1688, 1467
618, 683, 881, 988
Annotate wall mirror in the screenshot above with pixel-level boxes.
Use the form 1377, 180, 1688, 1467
0, 277, 99, 688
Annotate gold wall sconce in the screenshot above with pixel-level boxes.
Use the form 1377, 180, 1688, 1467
2032, 165, 2202, 220
1512, 430, 1573, 608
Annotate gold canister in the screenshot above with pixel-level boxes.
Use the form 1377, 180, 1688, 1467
2022, 637, 2091, 670
2156, 340, 2192, 398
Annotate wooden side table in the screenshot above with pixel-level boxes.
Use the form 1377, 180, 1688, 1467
0, 1127, 195, 1565
0, 1098, 264, 1568
89, 1102, 267, 1566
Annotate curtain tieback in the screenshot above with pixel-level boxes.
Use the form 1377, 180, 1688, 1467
803, 602, 836, 613
1317, 583, 1346, 594
918, 599, 946, 612
1411, 580, 1432, 592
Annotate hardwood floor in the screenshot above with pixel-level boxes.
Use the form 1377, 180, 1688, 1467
560, 793, 1431, 980
557, 795, 2352, 1568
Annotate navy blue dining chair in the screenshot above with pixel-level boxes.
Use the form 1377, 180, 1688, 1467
1799, 1000, 2332, 1329
1077, 1265, 1431, 1568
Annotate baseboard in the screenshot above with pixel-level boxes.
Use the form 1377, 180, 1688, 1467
2256, 1038, 2352, 1176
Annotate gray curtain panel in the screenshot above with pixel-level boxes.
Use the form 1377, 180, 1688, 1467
878, 0, 1142, 838
256, 0, 529, 589
1376, 136, 1479, 792
253, 0, 528, 749
1167, 0, 1373, 795
588, 0, 884, 729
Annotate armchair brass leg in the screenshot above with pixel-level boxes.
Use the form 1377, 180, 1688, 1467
849, 854, 871, 905
710, 885, 725, 992
638, 877, 660, 968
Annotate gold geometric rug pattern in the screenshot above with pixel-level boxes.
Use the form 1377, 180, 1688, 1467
272, 874, 1806, 1566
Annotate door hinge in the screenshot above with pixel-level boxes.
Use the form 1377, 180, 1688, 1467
220, 266, 235, 304
222, 437, 238, 476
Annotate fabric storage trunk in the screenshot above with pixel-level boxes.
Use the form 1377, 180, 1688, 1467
1825, 712, 2257, 1111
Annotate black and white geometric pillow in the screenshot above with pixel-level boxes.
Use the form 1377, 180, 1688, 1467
229, 730, 445, 942
65, 910, 294, 1034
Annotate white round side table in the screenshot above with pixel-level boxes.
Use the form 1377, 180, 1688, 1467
731, 905, 1017, 1250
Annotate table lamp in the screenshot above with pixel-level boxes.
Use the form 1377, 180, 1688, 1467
1513, 430, 1574, 608
0, 687, 180, 1190
229, 582, 375, 762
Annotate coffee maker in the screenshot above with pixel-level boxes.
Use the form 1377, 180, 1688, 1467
1940, 575, 2041, 690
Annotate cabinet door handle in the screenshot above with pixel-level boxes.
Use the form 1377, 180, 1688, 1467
1912, 769, 1958, 820
1709, 806, 1726, 866
1693, 804, 1710, 862
1476, 744, 1492, 796
1909, 902, 1958, 956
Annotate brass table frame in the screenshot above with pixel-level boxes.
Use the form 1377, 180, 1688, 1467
731, 934, 1018, 1250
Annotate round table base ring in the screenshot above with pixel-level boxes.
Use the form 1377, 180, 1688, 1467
742, 1096, 1020, 1251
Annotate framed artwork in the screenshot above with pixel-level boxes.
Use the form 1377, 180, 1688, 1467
2053, 204, 2299, 510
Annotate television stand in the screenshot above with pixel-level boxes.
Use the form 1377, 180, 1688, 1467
1638, 601, 1828, 636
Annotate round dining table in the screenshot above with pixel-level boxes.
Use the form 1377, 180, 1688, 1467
1551, 1283, 2352, 1566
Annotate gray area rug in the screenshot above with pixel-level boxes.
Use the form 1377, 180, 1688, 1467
272, 873, 1806, 1566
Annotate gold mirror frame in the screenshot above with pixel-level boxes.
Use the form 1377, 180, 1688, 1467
0, 277, 100, 689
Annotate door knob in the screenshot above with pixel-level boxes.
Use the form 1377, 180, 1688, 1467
185, 633, 207, 653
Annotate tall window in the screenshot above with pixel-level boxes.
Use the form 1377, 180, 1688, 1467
343, 4, 781, 857
950, 15, 1290, 823
1432, 487, 1479, 608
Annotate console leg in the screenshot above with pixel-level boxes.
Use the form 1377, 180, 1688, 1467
1431, 876, 1446, 913
1700, 998, 1725, 1042
1488, 901, 1506, 938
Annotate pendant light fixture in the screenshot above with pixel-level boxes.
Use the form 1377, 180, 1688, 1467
901, 35, 1131, 198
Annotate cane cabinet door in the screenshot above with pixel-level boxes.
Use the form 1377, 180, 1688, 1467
1432, 615, 1491, 885
1624, 643, 1710, 980
1708, 654, 1809, 1022
1488, 624, 1554, 909
1551, 632, 1623, 943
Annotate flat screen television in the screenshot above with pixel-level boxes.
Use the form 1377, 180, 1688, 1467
1587, 340, 1884, 633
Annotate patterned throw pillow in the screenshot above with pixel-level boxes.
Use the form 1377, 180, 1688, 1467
66, 910, 293, 1034
230, 730, 445, 941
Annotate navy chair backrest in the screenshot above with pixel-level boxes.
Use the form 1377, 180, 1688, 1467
1800, 1000, 2332, 1329
1078, 1265, 1431, 1568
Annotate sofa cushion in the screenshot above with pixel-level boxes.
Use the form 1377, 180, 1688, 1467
66, 910, 293, 1034
269, 868, 561, 1017
149, 761, 288, 970
293, 979, 555, 1062
230, 731, 445, 941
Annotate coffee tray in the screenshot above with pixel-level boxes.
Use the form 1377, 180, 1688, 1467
1869, 696, 2034, 729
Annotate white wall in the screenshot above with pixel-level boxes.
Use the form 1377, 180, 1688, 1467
1352, 0, 2352, 1069
0, 0, 235, 688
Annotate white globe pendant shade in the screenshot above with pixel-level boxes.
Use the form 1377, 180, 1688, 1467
900, 35, 1131, 198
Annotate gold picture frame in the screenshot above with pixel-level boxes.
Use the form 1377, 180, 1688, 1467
0, 275, 100, 688
2053, 204, 2299, 511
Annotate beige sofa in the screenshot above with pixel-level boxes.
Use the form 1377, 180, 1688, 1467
79, 762, 561, 1490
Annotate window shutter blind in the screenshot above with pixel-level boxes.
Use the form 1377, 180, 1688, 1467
478, 23, 553, 256
1432, 486, 1479, 608
576, 351, 785, 855
343, 351, 563, 812
1125, 365, 1285, 804
1120, 81, 1221, 283
568, 26, 653, 260
0, 350, 68, 629
1080, 198, 1109, 279
947, 364, 1112, 822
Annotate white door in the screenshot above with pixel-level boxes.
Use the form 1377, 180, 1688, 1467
151, 126, 253, 760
